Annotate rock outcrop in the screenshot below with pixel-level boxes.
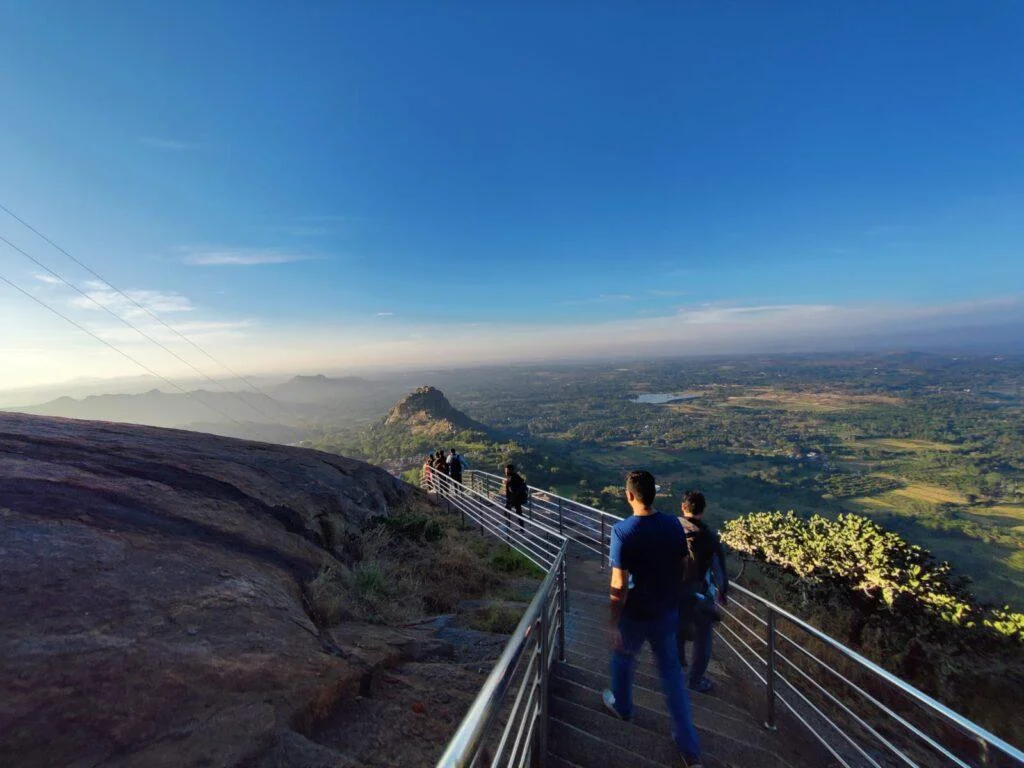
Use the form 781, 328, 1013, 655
0, 412, 430, 767
383, 386, 484, 435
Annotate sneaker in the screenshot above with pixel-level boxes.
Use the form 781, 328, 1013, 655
689, 677, 714, 693
601, 689, 631, 722
679, 755, 703, 768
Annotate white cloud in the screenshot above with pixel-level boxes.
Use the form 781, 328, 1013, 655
34, 274, 62, 285
138, 137, 201, 151
70, 281, 194, 317
95, 318, 252, 345
376, 312, 395, 317
182, 248, 315, 266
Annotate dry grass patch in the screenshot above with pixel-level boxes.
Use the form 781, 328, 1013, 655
856, 438, 956, 453
888, 483, 968, 505
305, 498, 533, 627
724, 389, 902, 412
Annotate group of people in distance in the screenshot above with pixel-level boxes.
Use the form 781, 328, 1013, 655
422, 448, 464, 487
604, 470, 728, 768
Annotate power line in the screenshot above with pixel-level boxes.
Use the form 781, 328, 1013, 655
0, 202, 310, 427
0, 269, 259, 437
0, 232, 291, 429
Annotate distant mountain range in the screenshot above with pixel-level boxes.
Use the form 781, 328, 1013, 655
4, 375, 378, 433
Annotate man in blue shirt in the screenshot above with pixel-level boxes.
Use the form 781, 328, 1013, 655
603, 470, 702, 767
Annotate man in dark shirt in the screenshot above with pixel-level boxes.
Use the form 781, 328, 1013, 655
678, 490, 729, 693
603, 471, 702, 767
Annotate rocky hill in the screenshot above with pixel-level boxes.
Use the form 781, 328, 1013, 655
0, 412, 533, 768
383, 386, 486, 436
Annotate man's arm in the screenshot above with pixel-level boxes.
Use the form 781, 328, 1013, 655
608, 566, 628, 650
607, 525, 628, 649
609, 566, 628, 627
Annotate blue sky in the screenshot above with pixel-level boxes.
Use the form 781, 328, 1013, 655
1, 2, 1022, 388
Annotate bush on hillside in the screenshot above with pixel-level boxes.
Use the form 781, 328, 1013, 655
721, 511, 1023, 643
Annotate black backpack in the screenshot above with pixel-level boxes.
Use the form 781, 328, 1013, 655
509, 474, 528, 503
681, 518, 714, 588
449, 455, 462, 474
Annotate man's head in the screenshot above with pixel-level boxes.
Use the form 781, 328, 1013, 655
624, 470, 657, 511
505, 463, 515, 476
681, 490, 706, 519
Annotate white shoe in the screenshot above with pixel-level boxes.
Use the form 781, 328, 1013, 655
601, 689, 631, 722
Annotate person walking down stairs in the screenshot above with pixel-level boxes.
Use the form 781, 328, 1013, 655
602, 471, 703, 768
677, 490, 730, 694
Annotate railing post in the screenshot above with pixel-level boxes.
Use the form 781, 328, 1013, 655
558, 556, 567, 663
557, 498, 563, 535
600, 515, 606, 571
534, 610, 550, 768
765, 607, 777, 731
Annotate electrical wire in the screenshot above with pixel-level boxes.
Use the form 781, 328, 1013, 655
0, 269, 260, 436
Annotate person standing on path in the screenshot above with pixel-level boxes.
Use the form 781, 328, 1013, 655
447, 449, 464, 484
677, 490, 729, 693
603, 470, 702, 768
502, 464, 528, 530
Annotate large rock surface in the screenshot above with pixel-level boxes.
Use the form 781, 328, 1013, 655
0, 412, 419, 767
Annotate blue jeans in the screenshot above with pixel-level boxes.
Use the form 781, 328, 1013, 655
610, 609, 701, 758
679, 598, 714, 687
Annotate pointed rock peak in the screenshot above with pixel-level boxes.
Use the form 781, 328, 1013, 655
384, 386, 482, 433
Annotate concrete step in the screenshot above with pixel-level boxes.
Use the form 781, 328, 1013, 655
550, 667, 771, 749
547, 716, 671, 768
563, 644, 744, 717
549, 693, 792, 768
545, 754, 585, 768
554, 662, 753, 726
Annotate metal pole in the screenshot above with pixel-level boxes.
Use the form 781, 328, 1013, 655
557, 498, 563, 536
765, 608, 777, 731
558, 557, 567, 663
978, 737, 991, 767
600, 515, 606, 571
534, 611, 550, 768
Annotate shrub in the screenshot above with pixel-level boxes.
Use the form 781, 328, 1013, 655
490, 547, 545, 577
375, 512, 444, 543
468, 604, 524, 635
722, 511, 1024, 642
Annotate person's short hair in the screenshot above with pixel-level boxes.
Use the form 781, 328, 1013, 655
681, 490, 706, 517
505, 463, 515, 473
625, 470, 657, 507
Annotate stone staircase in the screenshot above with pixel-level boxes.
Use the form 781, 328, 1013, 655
547, 543, 837, 768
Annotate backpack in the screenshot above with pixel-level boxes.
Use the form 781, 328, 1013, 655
509, 474, 528, 503
449, 455, 462, 475
681, 518, 715, 589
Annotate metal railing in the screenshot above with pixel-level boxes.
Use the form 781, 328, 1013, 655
421, 470, 567, 768
716, 583, 1024, 768
466, 470, 619, 566
461, 470, 1024, 768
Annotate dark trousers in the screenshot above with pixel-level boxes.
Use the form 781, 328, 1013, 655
611, 609, 701, 757
678, 595, 714, 686
505, 501, 525, 529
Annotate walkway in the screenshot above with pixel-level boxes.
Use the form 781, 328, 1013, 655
548, 542, 837, 768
